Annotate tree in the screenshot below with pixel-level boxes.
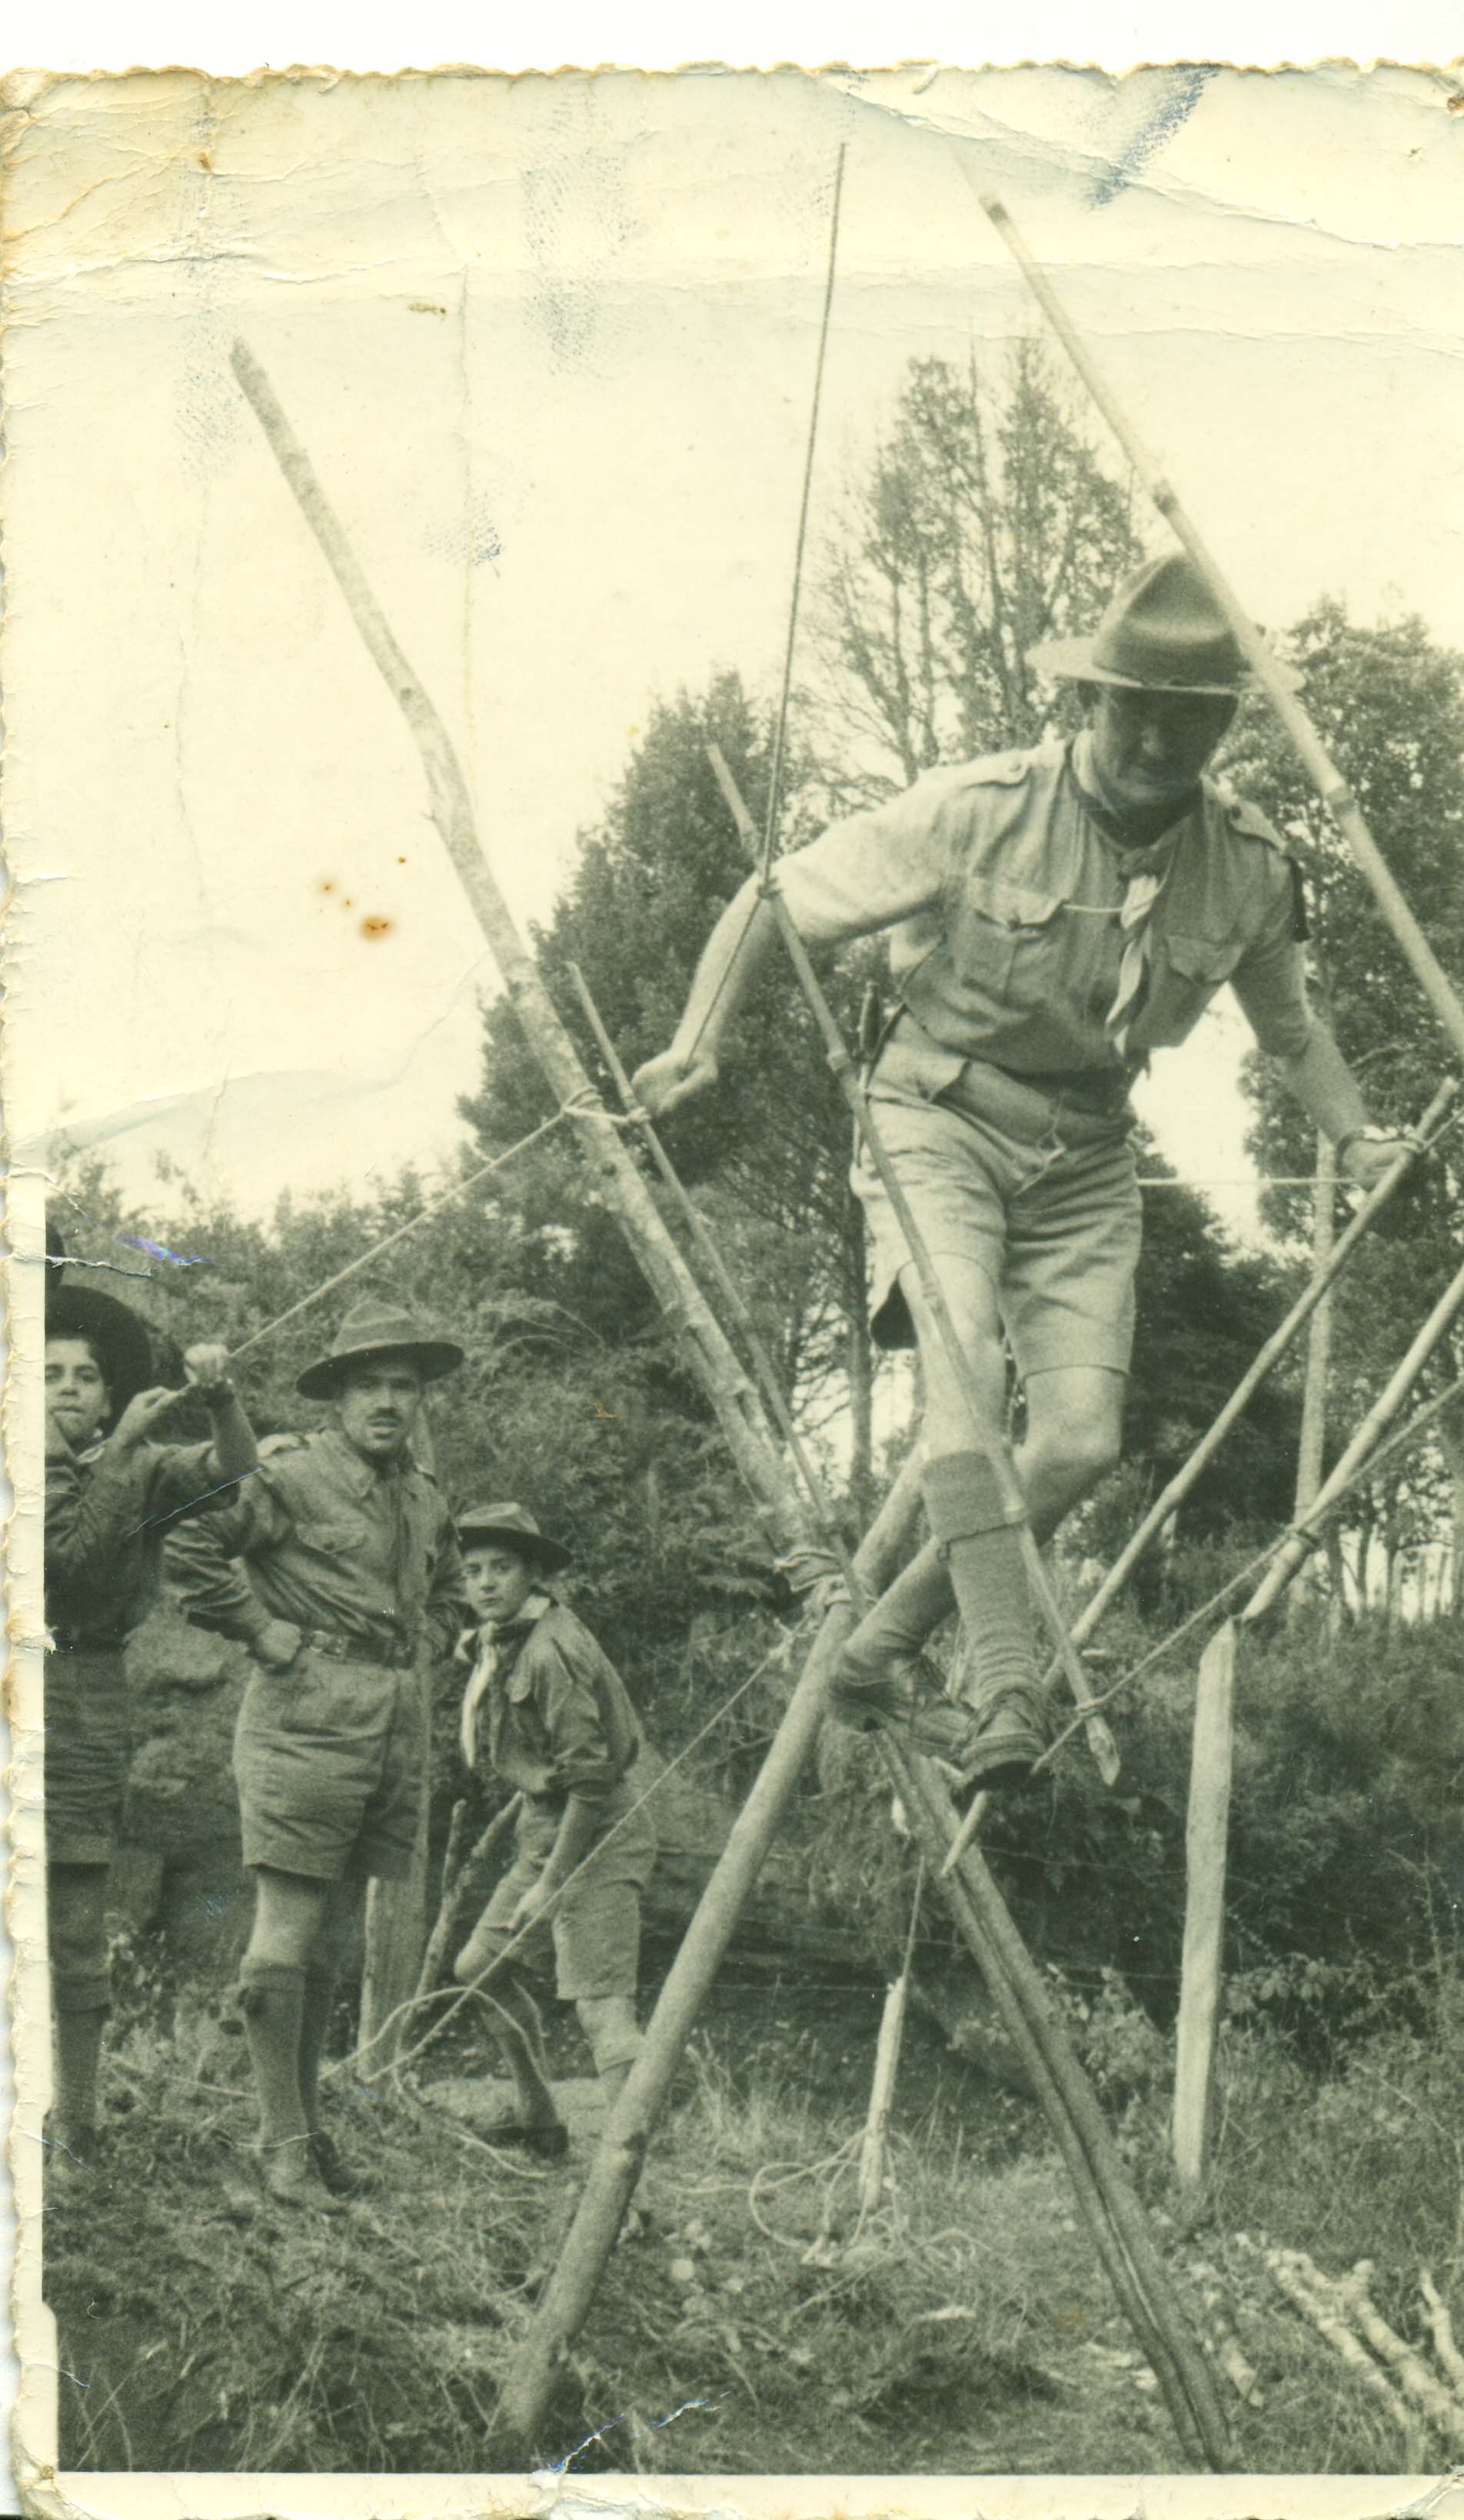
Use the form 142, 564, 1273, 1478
460, 672, 887, 1505
809, 342, 1144, 804
1226, 602, 1464, 1594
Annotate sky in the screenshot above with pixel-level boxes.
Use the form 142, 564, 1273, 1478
7, 62, 1464, 1250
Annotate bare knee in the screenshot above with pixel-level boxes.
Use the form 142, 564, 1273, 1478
1023, 1405, 1122, 1508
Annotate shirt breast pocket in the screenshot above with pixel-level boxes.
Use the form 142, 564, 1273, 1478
311, 1518, 370, 1560
949, 879, 1064, 1003
1150, 929, 1248, 1043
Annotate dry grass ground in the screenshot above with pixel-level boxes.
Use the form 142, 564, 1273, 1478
41, 1955, 1464, 2480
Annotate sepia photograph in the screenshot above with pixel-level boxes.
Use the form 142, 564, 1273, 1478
6, 56, 1464, 2516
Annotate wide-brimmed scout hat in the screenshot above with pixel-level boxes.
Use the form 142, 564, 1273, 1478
1026, 552, 1300, 696
296, 1296, 464, 1400
45, 1279, 155, 1418
454, 1501, 570, 1576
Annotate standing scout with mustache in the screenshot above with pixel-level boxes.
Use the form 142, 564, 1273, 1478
170, 1298, 467, 2209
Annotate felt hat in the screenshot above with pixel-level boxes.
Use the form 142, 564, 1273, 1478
45, 1280, 155, 1418
295, 1297, 464, 1399
1026, 552, 1300, 696
454, 1501, 570, 1576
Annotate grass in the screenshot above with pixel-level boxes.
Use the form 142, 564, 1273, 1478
41, 1953, 1464, 2479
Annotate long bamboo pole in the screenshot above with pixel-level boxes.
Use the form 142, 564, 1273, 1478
968, 179, 1464, 1073
706, 742, 1120, 1786
887, 1741, 1233, 2469
1243, 1244, 1464, 1621
1051, 1081, 1456, 1667
229, 340, 807, 1579
490, 1462, 922, 2458
567, 959, 853, 1589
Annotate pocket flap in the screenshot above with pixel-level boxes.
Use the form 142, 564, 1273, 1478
1165, 929, 1244, 985
968, 879, 1063, 933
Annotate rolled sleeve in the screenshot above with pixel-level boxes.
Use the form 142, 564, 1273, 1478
774, 770, 968, 948
534, 1642, 621, 1804
1230, 923, 1314, 1061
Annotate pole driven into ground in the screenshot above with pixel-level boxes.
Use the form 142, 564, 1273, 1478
966, 176, 1464, 1074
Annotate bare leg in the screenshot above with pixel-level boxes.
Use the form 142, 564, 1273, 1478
577, 1993, 643, 2111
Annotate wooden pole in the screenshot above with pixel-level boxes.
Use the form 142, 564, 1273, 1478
491, 1463, 923, 2458
1172, 1619, 1237, 2191
1290, 1132, 1338, 1619
707, 741, 1120, 1787
887, 1742, 1233, 2469
230, 338, 809, 1581
1055, 1084, 1454, 1664
415, 1793, 523, 2000
1243, 1245, 1464, 1621
969, 179, 1464, 1075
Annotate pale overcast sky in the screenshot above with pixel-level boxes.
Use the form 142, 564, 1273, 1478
8, 62, 1463, 1244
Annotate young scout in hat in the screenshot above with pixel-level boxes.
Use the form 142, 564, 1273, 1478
168, 1296, 467, 2209
43, 1277, 257, 2185
451, 1504, 655, 2159
635, 554, 1418, 1784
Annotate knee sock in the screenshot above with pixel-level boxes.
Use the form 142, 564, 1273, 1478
923, 1451, 1039, 1708
479, 1976, 559, 2123
53, 2006, 108, 2139
239, 1961, 308, 2146
298, 1966, 339, 2133
840, 1540, 953, 1684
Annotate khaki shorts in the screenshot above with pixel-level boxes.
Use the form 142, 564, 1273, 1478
456, 1787, 656, 2003
45, 1644, 130, 1866
234, 1647, 426, 1883
854, 1029, 1143, 1376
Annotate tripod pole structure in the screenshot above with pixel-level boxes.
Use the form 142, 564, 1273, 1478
966, 175, 1464, 1073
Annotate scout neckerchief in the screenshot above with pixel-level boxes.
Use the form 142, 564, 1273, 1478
1068, 736, 1192, 1062
459, 1591, 552, 1768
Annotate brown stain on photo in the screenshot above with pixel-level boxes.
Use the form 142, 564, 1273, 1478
360, 916, 392, 939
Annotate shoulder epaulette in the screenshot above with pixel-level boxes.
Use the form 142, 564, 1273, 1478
1214, 783, 1288, 853
963, 750, 1033, 789
258, 1431, 308, 1459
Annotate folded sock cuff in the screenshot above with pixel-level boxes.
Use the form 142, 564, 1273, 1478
238, 1960, 308, 1996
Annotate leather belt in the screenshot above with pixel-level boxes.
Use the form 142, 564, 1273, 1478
299, 1626, 418, 1671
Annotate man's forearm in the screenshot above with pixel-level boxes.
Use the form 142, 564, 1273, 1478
1270, 1017, 1371, 1146
670, 879, 778, 1065
206, 1391, 258, 1487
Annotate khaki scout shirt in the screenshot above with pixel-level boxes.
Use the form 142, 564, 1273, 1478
775, 734, 1311, 1087
169, 1425, 464, 1661
459, 1595, 645, 1813
45, 1433, 227, 1645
